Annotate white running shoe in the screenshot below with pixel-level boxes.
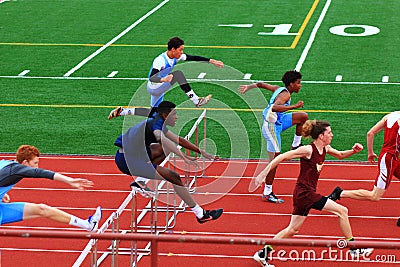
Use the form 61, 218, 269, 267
349, 248, 374, 258
88, 206, 102, 232
195, 94, 212, 108
253, 247, 275, 267
108, 106, 123, 120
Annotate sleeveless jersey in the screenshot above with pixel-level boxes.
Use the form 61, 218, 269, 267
381, 112, 400, 157
297, 143, 326, 191
262, 87, 290, 125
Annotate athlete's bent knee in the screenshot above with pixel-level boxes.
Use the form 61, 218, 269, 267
35, 203, 52, 217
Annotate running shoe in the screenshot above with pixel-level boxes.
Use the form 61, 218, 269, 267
195, 94, 212, 108
349, 248, 374, 258
130, 180, 155, 198
397, 217, 400, 227
197, 208, 223, 224
253, 246, 275, 267
328, 186, 343, 201
108, 106, 123, 120
88, 206, 102, 232
262, 192, 284, 203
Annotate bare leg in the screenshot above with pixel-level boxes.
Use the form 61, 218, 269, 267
265, 152, 279, 185
155, 166, 196, 207
341, 186, 385, 202
322, 199, 352, 239
274, 215, 307, 239
23, 203, 71, 223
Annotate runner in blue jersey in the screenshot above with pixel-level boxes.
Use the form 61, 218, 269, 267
114, 101, 223, 223
0, 145, 101, 231
108, 36, 224, 120
239, 70, 308, 203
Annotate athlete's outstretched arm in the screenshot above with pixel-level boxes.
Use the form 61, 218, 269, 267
238, 82, 280, 94
255, 146, 312, 186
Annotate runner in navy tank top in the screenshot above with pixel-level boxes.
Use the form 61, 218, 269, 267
251, 120, 373, 267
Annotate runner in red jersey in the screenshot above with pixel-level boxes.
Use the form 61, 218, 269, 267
252, 120, 372, 267
328, 111, 400, 226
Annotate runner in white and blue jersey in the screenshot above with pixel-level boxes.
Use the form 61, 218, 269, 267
238, 70, 308, 204
0, 145, 101, 231
108, 36, 224, 120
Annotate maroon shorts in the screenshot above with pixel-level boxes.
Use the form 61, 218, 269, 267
292, 185, 327, 216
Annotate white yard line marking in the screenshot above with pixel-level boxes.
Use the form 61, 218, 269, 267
63, 0, 169, 77
382, 76, 389, 83
197, 72, 207, 79
218, 24, 253, 28
295, 0, 331, 71
243, 73, 252, 79
18, 70, 30, 76
107, 71, 118, 78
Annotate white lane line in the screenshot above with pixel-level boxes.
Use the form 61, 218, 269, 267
295, 0, 332, 71
1, 75, 400, 85
107, 71, 118, 78
197, 72, 206, 79
18, 70, 30, 76
63, 0, 169, 77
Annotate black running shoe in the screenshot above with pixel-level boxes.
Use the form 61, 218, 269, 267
397, 218, 400, 227
328, 186, 343, 201
197, 208, 223, 224
130, 181, 155, 198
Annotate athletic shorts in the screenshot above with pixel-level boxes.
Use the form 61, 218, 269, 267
115, 150, 157, 178
262, 112, 293, 153
0, 202, 25, 225
147, 82, 171, 107
375, 152, 400, 189
293, 196, 328, 216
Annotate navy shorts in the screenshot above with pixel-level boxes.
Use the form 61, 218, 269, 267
115, 150, 157, 179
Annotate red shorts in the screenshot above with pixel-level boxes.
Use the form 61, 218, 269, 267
375, 152, 400, 189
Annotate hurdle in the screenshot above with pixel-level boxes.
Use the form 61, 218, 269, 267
72, 109, 207, 266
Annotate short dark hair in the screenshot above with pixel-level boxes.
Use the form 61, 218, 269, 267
157, 101, 176, 115
281, 70, 302, 87
168, 37, 184, 50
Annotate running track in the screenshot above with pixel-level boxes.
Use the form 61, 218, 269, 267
0, 155, 399, 266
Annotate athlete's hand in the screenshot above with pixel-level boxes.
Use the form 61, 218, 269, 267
294, 101, 304, 108
200, 149, 219, 160
368, 152, 378, 163
210, 59, 224, 68
352, 143, 363, 153
2, 193, 10, 203
238, 85, 250, 94
69, 178, 94, 190
255, 173, 266, 188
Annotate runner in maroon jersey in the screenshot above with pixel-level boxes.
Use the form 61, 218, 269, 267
251, 120, 372, 267
328, 111, 400, 226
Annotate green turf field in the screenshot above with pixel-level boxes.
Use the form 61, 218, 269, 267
0, 0, 399, 160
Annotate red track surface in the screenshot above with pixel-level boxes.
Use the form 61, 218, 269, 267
0, 155, 399, 266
